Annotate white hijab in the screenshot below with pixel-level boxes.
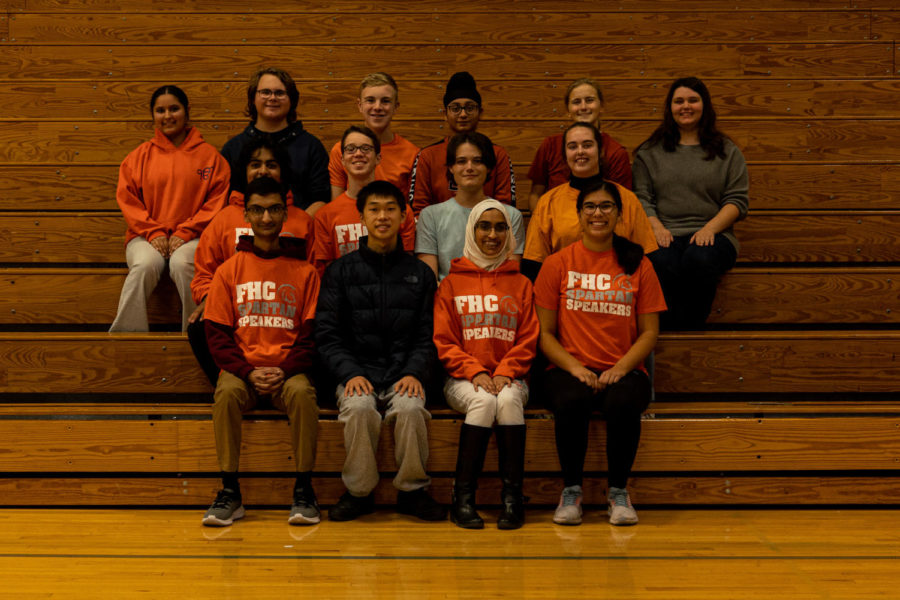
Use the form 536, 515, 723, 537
462, 198, 514, 272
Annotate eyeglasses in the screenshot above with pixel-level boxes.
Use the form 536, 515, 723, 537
246, 205, 286, 217
447, 103, 480, 116
475, 221, 509, 234
581, 202, 617, 215
343, 144, 375, 155
257, 89, 288, 100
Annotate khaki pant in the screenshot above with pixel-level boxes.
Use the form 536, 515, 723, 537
336, 383, 431, 496
213, 371, 319, 473
109, 236, 198, 332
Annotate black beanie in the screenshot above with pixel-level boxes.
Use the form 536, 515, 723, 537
443, 71, 482, 107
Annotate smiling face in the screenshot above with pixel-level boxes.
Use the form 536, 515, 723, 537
246, 147, 282, 183
449, 142, 488, 192
244, 192, 286, 240
566, 83, 604, 127
444, 97, 482, 134
358, 84, 398, 133
254, 73, 291, 125
152, 93, 188, 143
579, 189, 619, 242
341, 131, 380, 179
564, 127, 601, 178
670, 85, 704, 132
473, 208, 509, 258
360, 194, 403, 246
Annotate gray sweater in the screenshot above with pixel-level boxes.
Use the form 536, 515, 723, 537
632, 139, 749, 253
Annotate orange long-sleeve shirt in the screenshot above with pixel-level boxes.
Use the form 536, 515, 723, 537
116, 127, 230, 245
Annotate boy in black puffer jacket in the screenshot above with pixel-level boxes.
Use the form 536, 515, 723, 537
315, 180, 446, 522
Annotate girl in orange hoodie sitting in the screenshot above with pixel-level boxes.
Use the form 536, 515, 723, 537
110, 85, 230, 332
433, 199, 539, 531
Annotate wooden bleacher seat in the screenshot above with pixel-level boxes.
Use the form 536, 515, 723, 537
1, 0, 898, 509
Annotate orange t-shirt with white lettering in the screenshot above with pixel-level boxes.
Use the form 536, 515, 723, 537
534, 241, 666, 372
308, 192, 416, 275
204, 244, 320, 368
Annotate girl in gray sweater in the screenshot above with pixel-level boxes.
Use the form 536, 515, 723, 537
632, 77, 749, 330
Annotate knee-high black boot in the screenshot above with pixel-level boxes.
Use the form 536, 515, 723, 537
496, 424, 526, 530
450, 423, 492, 529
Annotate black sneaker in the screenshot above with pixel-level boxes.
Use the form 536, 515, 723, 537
202, 488, 244, 527
397, 489, 447, 522
328, 491, 375, 521
289, 484, 321, 525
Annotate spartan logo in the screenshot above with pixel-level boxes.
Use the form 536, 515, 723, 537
278, 284, 297, 305
498, 295, 518, 316
612, 273, 633, 291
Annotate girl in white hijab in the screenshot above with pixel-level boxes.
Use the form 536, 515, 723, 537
433, 199, 540, 531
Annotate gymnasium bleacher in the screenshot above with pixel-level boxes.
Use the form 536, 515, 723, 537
1, 0, 899, 507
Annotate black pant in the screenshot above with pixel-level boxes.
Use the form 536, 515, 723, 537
648, 233, 737, 331
542, 368, 651, 489
187, 319, 220, 386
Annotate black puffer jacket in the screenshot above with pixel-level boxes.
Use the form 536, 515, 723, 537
315, 237, 437, 389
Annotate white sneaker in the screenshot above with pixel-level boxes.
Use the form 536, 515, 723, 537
607, 487, 638, 526
553, 485, 583, 525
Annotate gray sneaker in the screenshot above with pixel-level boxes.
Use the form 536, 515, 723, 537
552, 485, 583, 525
288, 485, 321, 525
202, 489, 244, 527
607, 487, 638, 526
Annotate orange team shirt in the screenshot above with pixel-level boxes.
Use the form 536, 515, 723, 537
527, 132, 632, 192
309, 192, 416, 275
523, 181, 658, 263
204, 248, 320, 368
328, 134, 420, 196
408, 138, 516, 217
191, 190, 315, 305
117, 126, 230, 245
534, 241, 666, 372
433, 257, 539, 381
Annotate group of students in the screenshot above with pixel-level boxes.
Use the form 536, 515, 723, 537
106, 66, 750, 530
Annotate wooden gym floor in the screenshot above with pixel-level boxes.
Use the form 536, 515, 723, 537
2, 507, 899, 598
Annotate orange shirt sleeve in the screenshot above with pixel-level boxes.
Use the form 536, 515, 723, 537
328, 141, 348, 190
522, 194, 553, 263
116, 149, 166, 243
617, 185, 658, 255
173, 152, 231, 242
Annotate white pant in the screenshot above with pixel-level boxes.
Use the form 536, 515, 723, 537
444, 377, 529, 427
109, 236, 198, 332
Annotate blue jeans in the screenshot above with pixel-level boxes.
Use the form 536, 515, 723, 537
648, 234, 737, 331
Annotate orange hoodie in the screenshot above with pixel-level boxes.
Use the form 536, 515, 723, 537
433, 256, 539, 381
191, 189, 315, 305
116, 126, 230, 245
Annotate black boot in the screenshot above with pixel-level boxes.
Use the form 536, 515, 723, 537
450, 423, 492, 529
496, 424, 526, 530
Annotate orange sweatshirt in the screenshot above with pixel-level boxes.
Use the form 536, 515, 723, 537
204, 236, 319, 374
433, 256, 539, 381
328, 133, 420, 196
191, 190, 314, 305
116, 126, 230, 245
523, 180, 658, 263
309, 192, 416, 275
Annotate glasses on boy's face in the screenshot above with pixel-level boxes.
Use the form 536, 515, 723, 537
581, 202, 617, 215
343, 144, 375, 155
474, 221, 509, 234
447, 103, 480, 116
257, 89, 288, 100
245, 205, 286, 218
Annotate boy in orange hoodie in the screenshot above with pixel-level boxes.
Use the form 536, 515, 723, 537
189, 136, 314, 383
202, 176, 320, 527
